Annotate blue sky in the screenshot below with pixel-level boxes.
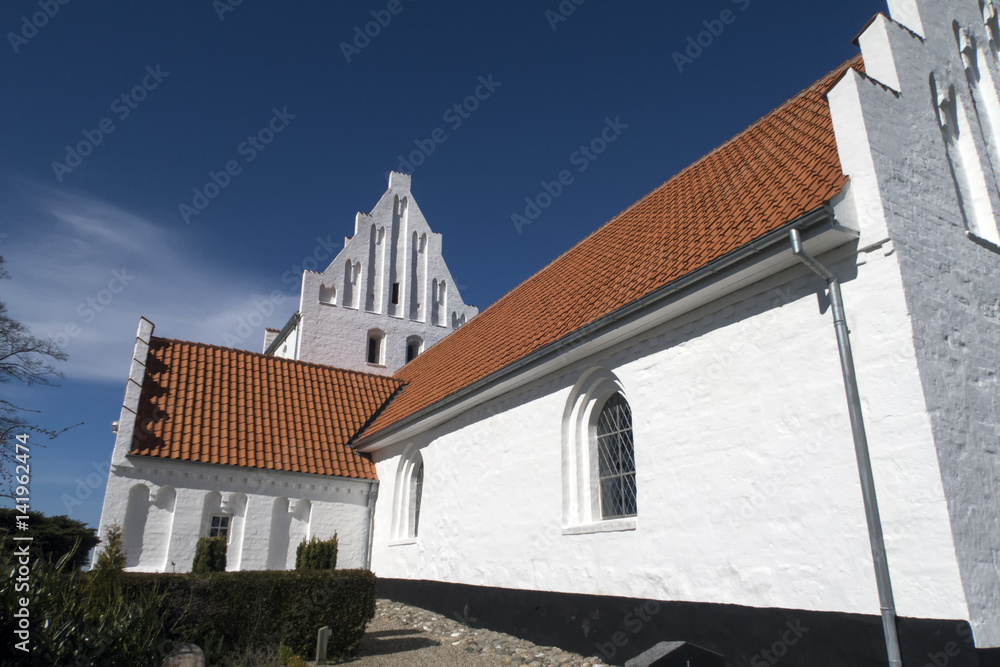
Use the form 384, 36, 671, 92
0, 0, 885, 530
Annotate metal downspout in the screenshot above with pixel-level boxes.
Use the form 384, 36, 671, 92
364, 481, 379, 570
789, 229, 904, 667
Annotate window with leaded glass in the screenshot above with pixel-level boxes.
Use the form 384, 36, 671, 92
411, 460, 423, 537
596, 392, 636, 519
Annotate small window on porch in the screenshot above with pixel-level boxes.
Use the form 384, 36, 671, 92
209, 515, 230, 540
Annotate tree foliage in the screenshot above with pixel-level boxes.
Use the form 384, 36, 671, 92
93, 520, 127, 575
0, 508, 98, 570
0, 256, 76, 498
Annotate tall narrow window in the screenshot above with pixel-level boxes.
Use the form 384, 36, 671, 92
595, 393, 636, 519
411, 460, 423, 537
391, 447, 424, 542
391, 282, 400, 305
367, 329, 385, 365
405, 336, 422, 363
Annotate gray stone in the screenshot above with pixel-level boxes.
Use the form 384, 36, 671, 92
624, 641, 724, 667
160, 642, 205, 667
316, 624, 331, 664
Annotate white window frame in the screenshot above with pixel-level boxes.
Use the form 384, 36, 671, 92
208, 514, 231, 541
367, 329, 386, 366
405, 335, 423, 363
562, 367, 637, 535
390, 445, 424, 545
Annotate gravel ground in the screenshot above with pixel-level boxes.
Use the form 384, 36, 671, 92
338, 599, 610, 667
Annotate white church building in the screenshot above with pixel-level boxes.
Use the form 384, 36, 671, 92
97, 1, 1000, 664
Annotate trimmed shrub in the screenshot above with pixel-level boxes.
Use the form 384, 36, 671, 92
92, 521, 127, 576
122, 568, 376, 661
295, 533, 338, 570
192, 535, 227, 573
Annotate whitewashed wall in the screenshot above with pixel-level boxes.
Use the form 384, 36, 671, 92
827, 0, 1000, 645
366, 0, 1000, 637
95, 318, 376, 573
367, 239, 967, 623
98, 457, 374, 572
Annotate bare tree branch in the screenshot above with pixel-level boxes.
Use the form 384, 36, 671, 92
0, 256, 77, 498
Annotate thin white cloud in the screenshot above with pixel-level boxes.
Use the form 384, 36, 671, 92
1, 185, 298, 382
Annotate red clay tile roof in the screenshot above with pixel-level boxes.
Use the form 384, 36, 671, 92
361, 56, 864, 440
130, 337, 401, 479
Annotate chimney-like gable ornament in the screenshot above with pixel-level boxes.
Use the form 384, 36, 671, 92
985, 0, 1000, 44
959, 27, 975, 71
935, 79, 955, 136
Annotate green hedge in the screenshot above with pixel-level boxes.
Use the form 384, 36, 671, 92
191, 536, 227, 573
295, 533, 338, 570
123, 569, 376, 661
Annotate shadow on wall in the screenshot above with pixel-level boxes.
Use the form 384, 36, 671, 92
376, 579, 983, 667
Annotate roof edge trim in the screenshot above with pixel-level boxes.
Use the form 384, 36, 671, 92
264, 311, 301, 356
356, 204, 848, 448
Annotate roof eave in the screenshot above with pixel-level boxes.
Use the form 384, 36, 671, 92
354, 203, 859, 452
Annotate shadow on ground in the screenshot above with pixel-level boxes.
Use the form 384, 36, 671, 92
352, 629, 440, 658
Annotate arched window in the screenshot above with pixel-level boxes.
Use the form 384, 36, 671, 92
391, 446, 424, 542
595, 393, 636, 519
405, 335, 422, 363
411, 459, 424, 537
367, 329, 385, 365
562, 368, 638, 532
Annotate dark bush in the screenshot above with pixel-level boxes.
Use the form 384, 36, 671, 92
0, 508, 99, 570
191, 535, 227, 573
295, 533, 338, 570
123, 569, 376, 661
0, 542, 171, 666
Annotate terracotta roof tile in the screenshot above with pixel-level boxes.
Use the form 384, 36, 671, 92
362, 56, 863, 440
130, 337, 401, 480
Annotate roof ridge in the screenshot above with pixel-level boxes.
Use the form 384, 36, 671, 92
151, 335, 404, 386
